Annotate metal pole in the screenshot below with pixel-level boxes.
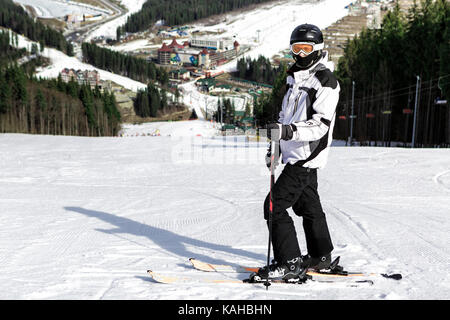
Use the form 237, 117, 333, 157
205, 96, 208, 121
264, 140, 276, 290
349, 81, 355, 145
220, 100, 223, 126
412, 75, 420, 148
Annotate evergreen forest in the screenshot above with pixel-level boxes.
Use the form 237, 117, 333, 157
335, 0, 449, 147
254, 0, 449, 147
134, 83, 169, 118
236, 55, 286, 85
0, 0, 73, 56
118, 0, 275, 36
0, 31, 121, 136
82, 42, 169, 86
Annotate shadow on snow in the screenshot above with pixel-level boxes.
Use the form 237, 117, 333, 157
64, 206, 266, 271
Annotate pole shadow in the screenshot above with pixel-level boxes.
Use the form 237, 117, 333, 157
64, 206, 266, 267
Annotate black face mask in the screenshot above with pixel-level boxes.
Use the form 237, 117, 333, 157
293, 50, 321, 70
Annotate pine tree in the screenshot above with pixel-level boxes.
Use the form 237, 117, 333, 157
0, 71, 11, 114
35, 87, 46, 133
79, 84, 97, 131
160, 88, 168, 112
335, 0, 449, 146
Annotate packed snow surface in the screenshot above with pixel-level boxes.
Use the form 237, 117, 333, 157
119, 120, 220, 137
1, 120, 449, 299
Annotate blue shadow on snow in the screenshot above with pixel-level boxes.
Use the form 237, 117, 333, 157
64, 206, 266, 269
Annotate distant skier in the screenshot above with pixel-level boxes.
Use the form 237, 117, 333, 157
258, 24, 340, 281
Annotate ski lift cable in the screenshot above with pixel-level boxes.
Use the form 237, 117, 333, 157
348, 73, 450, 104
350, 80, 450, 106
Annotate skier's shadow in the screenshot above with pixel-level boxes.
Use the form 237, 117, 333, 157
64, 206, 265, 268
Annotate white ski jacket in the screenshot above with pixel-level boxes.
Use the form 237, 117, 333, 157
279, 52, 340, 169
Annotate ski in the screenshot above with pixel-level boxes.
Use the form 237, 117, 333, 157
147, 270, 374, 287
189, 257, 402, 281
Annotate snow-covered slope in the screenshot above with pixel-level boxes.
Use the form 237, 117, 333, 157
120, 120, 220, 137
98, 0, 352, 72
13, 0, 110, 18
36, 46, 148, 92
5, 30, 148, 92
1, 120, 449, 299
210, 0, 353, 72
35, 46, 148, 92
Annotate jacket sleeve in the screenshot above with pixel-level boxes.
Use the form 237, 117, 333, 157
290, 83, 340, 142
278, 109, 284, 123
279, 76, 294, 123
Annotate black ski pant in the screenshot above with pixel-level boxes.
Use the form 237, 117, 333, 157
264, 163, 333, 263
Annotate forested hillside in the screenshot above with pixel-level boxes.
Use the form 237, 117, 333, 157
236, 55, 286, 85
0, 0, 73, 56
0, 32, 121, 136
252, 63, 287, 127
82, 43, 169, 86
252, 0, 449, 147
118, 0, 275, 36
335, 0, 449, 146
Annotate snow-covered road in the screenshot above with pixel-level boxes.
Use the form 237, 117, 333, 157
84, 0, 148, 41
0, 121, 449, 299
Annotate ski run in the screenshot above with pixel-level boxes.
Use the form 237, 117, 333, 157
1, 120, 449, 299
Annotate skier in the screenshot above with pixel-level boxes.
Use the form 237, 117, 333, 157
258, 24, 340, 281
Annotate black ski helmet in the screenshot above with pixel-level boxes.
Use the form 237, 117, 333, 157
290, 24, 324, 69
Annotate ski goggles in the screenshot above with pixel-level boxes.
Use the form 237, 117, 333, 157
290, 42, 324, 56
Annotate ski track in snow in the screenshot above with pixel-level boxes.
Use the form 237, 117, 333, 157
1, 121, 450, 299
433, 170, 450, 192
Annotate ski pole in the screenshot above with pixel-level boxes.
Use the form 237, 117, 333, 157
264, 140, 276, 290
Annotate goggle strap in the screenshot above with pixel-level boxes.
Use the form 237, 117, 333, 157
291, 42, 324, 52
315, 43, 324, 50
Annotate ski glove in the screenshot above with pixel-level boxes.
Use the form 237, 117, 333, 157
266, 123, 295, 141
265, 142, 281, 170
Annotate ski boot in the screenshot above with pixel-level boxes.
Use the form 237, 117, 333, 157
302, 253, 332, 271
303, 254, 345, 274
252, 257, 309, 283
255, 259, 278, 276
